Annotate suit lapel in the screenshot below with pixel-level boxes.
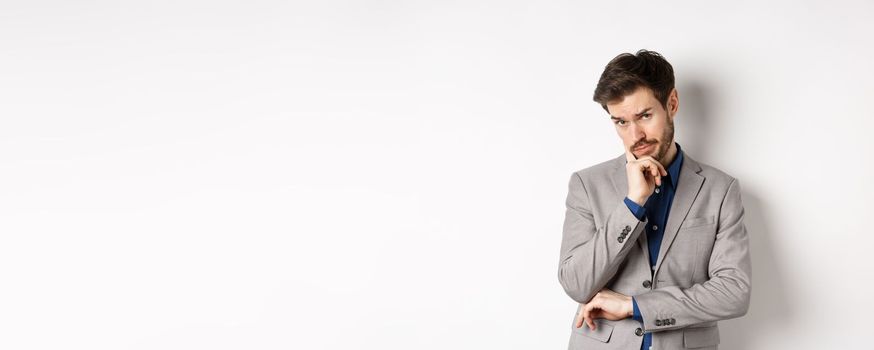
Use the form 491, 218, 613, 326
653, 152, 705, 277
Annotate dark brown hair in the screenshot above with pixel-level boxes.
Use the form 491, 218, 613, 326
593, 49, 675, 112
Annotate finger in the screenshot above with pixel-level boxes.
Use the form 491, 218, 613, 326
575, 307, 584, 328
639, 156, 667, 176
640, 159, 665, 184
641, 161, 661, 186
656, 159, 668, 176
625, 147, 637, 162
631, 159, 654, 179
582, 303, 593, 330
584, 303, 598, 330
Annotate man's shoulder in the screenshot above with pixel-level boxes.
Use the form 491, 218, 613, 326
688, 155, 741, 191
686, 155, 740, 193
570, 154, 624, 180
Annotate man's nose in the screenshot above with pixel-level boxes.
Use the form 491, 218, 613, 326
629, 123, 646, 140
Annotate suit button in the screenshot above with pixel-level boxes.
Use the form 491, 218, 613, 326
655, 319, 662, 326
625, 225, 631, 231
642, 280, 652, 288
670, 318, 676, 325
618, 237, 625, 243
635, 327, 643, 336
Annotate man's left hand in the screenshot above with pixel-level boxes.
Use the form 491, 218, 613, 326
575, 288, 634, 330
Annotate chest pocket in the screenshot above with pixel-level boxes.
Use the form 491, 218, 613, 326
681, 216, 716, 229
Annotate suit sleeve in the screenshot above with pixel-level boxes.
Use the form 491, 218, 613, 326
633, 177, 752, 332
557, 172, 648, 304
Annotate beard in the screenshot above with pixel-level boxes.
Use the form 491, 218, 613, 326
632, 118, 675, 165
655, 118, 675, 164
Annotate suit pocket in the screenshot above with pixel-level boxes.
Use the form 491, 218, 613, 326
681, 216, 716, 229
683, 325, 720, 348
572, 321, 614, 342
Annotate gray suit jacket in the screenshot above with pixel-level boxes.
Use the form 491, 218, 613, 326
558, 149, 751, 349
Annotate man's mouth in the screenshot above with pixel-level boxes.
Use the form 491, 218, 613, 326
635, 142, 655, 152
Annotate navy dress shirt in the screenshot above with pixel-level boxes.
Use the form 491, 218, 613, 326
622, 142, 684, 350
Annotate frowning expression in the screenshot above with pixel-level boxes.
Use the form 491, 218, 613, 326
606, 86, 678, 164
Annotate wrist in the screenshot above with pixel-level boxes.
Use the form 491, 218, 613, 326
628, 195, 647, 206
625, 296, 634, 318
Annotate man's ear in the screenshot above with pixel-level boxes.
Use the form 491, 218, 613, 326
668, 88, 679, 118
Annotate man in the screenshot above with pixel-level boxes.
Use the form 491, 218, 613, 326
557, 50, 751, 350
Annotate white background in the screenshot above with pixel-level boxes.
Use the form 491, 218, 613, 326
1, 1, 872, 349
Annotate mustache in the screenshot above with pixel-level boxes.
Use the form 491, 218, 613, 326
633, 140, 658, 150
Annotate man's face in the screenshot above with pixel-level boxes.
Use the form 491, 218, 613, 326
606, 86, 678, 164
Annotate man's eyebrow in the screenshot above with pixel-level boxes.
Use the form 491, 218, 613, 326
635, 107, 653, 116
610, 107, 653, 121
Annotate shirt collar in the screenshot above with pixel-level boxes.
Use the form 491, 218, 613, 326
664, 142, 684, 189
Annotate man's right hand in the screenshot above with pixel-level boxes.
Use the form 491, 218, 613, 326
625, 147, 667, 206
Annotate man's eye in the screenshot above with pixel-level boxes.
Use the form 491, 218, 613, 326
615, 120, 626, 126
641, 113, 651, 119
